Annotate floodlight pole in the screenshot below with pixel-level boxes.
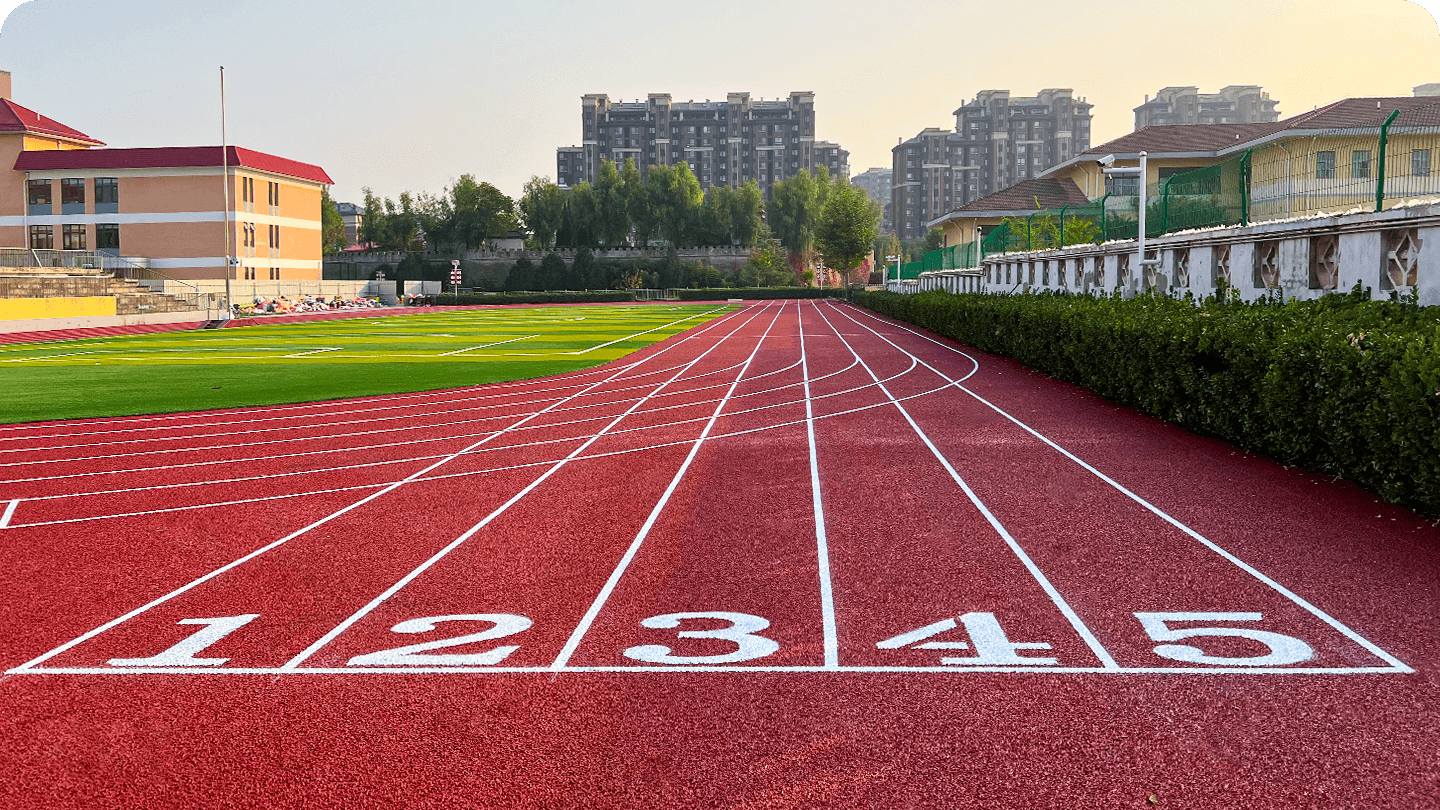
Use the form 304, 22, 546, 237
886, 253, 901, 287
1101, 151, 1158, 295
220, 66, 233, 321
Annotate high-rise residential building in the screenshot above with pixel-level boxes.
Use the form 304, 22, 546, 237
891, 89, 1091, 240
851, 167, 893, 233
556, 92, 848, 199
1133, 86, 1281, 130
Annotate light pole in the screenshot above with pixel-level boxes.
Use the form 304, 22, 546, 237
1100, 150, 1157, 294
886, 253, 901, 287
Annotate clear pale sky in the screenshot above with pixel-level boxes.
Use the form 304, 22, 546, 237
0, 0, 1436, 205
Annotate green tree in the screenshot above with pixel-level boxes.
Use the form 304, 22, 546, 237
538, 252, 567, 290
518, 176, 566, 249
505, 257, 536, 291
558, 183, 599, 248
924, 226, 945, 252
445, 174, 518, 249
385, 192, 423, 252
571, 247, 596, 290
737, 238, 792, 287
592, 160, 632, 247
321, 187, 346, 253
648, 164, 704, 246
730, 181, 765, 247
767, 169, 819, 255
817, 182, 882, 282
622, 160, 652, 247
359, 187, 388, 249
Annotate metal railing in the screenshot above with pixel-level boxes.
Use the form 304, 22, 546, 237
0, 248, 102, 269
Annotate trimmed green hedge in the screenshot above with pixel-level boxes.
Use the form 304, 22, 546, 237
854, 288, 1440, 515
674, 287, 847, 300
440, 292, 635, 306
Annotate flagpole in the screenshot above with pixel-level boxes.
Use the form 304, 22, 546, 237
221, 66, 233, 320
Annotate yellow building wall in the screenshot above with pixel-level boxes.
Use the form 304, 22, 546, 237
0, 135, 26, 221
0, 296, 115, 320
122, 175, 228, 214
123, 221, 226, 259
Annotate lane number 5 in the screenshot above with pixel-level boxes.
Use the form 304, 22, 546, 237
1135, 612, 1313, 667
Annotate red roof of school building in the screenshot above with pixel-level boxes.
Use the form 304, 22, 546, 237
0, 98, 105, 146
13, 145, 333, 184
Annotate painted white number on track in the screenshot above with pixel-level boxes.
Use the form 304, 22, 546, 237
623, 612, 780, 665
108, 614, 260, 667
348, 614, 532, 666
1135, 612, 1314, 667
877, 612, 1058, 665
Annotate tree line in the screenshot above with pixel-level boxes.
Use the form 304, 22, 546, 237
336, 158, 880, 281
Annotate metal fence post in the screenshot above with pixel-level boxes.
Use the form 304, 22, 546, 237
1241, 150, 1252, 226
1058, 205, 1069, 248
1160, 176, 1175, 235
1026, 213, 1036, 251
1375, 109, 1399, 212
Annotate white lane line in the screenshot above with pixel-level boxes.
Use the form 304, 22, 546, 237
282, 303, 780, 671
0, 498, 18, 528
282, 347, 343, 358
550, 302, 792, 672
9, 664, 1406, 676
437, 335, 538, 356
831, 301, 1414, 675
4, 306, 768, 675
812, 302, 1122, 671
800, 301, 839, 669
9, 370, 971, 528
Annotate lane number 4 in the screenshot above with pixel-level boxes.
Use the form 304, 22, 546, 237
877, 612, 1058, 665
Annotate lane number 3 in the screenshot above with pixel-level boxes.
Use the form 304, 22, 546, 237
623, 612, 780, 664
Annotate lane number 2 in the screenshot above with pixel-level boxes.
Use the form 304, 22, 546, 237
1135, 612, 1313, 667
348, 614, 532, 666
623, 612, 780, 665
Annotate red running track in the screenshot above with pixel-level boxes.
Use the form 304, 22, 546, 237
3, 299, 1439, 808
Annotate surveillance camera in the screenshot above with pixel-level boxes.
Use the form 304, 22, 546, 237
1097, 154, 1116, 168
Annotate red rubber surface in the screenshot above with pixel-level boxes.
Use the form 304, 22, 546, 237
3, 299, 1438, 808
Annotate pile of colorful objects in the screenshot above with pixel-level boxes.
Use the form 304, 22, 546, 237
238, 295, 384, 316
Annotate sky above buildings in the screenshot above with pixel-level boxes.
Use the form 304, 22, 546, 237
0, 0, 1437, 206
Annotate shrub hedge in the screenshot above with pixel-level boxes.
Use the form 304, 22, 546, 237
674, 287, 847, 300
853, 288, 1440, 515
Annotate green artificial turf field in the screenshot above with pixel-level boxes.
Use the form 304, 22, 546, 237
0, 304, 737, 423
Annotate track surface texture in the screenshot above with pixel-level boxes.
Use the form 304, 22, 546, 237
2, 300, 1437, 808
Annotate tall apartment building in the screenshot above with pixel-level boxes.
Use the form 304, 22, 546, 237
891, 89, 1091, 240
1133, 86, 1280, 130
556, 92, 848, 199
851, 167, 892, 233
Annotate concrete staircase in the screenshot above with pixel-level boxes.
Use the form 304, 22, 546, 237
0, 265, 203, 315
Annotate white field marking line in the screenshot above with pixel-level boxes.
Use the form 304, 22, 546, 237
550, 302, 792, 673
282, 347, 343, 358
800, 302, 840, 669
812, 302, 1122, 671
0, 307, 739, 441
0, 357, 710, 451
0, 358, 763, 464
0, 498, 17, 528
2, 306, 771, 670
8, 351, 104, 363
829, 301, 1415, 675
11, 664, 1407, 676
10, 371, 967, 528
0, 325, 753, 455
437, 335, 539, 356
568, 307, 730, 355
280, 303, 780, 672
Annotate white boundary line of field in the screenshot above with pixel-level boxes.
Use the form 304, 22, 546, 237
281, 304, 784, 672
437, 335, 538, 356
0, 305, 734, 440
4, 304, 768, 674
10, 664, 1404, 676
826, 300, 1414, 675
811, 301, 1121, 671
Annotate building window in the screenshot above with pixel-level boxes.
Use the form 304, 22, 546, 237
27, 179, 51, 213
1107, 175, 1140, 196
1414, 149, 1433, 177
61, 178, 86, 210
28, 225, 53, 249
95, 177, 119, 211
96, 223, 120, 251
1316, 151, 1336, 180
1351, 150, 1371, 179
62, 223, 86, 250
